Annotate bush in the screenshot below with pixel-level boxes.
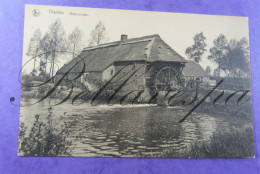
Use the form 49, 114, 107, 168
21, 75, 32, 91
140, 127, 254, 158
18, 107, 78, 156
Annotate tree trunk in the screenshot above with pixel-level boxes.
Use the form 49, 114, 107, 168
33, 57, 36, 71
51, 51, 56, 83
73, 43, 75, 59
45, 55, 48, 74
33, 53, 36, 75
49, 60, 52, 78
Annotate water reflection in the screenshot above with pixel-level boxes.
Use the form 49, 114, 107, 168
19, 98, 239, 157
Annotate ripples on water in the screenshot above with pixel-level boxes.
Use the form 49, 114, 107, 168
19, 98, 247, 157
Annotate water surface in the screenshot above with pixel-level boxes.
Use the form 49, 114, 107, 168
19, 98, 247, 157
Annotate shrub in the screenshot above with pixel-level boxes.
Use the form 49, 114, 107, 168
21, 75, 32, 91
18, 107, 78, 156
140, 127, 254, 158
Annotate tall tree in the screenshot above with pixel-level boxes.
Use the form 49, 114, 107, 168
225, 38, 250, 78
40, 33, 52, 74
238, 38, 250, 77
47, 19, 67, 80
68, 27, 83, 59
208, 34, 228, 77
87, 21, 109, 46
185, 32, 207, 63
26, 29, 42, 75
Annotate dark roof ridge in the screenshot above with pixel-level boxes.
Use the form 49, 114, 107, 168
83, 34, 161, 51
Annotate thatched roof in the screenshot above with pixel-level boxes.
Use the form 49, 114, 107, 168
57, 34, 187, 74
182, 60, 208, 77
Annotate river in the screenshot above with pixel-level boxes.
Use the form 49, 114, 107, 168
19, 98, 248, 157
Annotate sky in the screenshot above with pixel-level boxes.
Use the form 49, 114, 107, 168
23, 4, 250, 74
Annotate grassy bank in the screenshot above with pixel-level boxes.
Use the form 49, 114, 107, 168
139, 127, 254, 158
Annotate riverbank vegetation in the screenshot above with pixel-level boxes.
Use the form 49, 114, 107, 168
18, 107, 78, 156
140, 127, 254, 158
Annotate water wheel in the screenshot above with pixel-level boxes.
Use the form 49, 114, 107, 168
154, 67, 182, 91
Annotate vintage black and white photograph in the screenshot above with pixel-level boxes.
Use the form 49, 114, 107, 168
17, 4, 254, 158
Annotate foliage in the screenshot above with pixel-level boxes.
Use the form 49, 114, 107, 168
68, 27, 84, 59
26, 19, 88, 82
26, 29, 42, 74
208, 34, 228, 77
27, 29, 42, 57
39, 59, 47, 76
185, 32, 207, 63
26, 19, 68, 80
48, 19, 67, 53
208, 34, 250, 78
88, 21, 109, 46
47, 19, 68, 79
225, 38, 250, 78
40, 33, 52, 75
140, 127, 254, 158
21, 74, 32, 91
213, 69, 220, 77
37, 84, 50, 96
19, 107, 78, 156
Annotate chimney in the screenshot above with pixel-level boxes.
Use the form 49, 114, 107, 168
121, 34, 128, 42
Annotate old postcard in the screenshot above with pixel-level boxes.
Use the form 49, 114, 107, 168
17, 4, 254, 158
